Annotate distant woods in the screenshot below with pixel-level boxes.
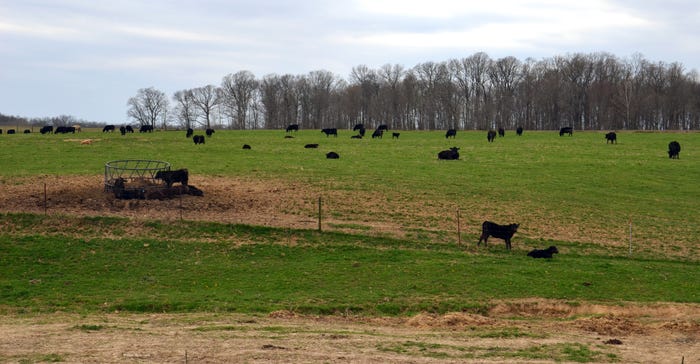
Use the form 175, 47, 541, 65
157, 52, 699, 131
4, 52, 699, 131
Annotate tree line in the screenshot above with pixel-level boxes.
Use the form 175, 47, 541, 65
11, 51, 693, 132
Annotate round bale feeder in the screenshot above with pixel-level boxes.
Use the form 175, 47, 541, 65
104, 159, 171, 194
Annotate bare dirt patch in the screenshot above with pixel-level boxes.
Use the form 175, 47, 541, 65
0, 301, 697, 363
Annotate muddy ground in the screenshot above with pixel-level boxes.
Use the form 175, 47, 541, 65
1, 300, 698, 363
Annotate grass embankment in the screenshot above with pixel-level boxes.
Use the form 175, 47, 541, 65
1, 213, 697, 315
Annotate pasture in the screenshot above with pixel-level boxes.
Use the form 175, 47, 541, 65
0, 128, 698, 362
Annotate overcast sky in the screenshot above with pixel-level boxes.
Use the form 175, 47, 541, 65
1, 0, 698, 123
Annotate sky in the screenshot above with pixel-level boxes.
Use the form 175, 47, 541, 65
1, 0, 699, 123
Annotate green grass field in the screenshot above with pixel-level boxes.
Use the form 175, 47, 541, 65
0, 129, 698, 315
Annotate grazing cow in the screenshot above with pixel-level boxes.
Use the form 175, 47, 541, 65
23, 129, 31, 134
40, 126, 53, 134
358, 127, 366, 137
7, 129, 16, 134
186, 128, 194, 138
353, 124, 364, 131
125, 125, 134, 133
54, 126, 74, 134
351, 134, 363, 139
119, 126, 126, 135
498, 128, 505, 137
527, 246, 559, 258
155, 168, 189, 187
559, 126, 573, 136
516, 126, 523, 136
487, 130, 496, 142
321, 128, 337, 137
193, 135, 205, 145
206, 128, 215, 137
0, 129, 2, 134
668, 141, 681, 159
437, 147, 460, 160
103, 125, 115, 132
304, 143, 319, 148
139, 124, 154, 133
605, 132, 617, 144
326, 151, 340, 159
377, 124, 389, 131
478, 221, 519, 250
242, 144, 251, 149
371, 129, 383, 139
72, 124, 81, 133
112, 178, 145, 200
392, 132, 400, 139
445, 129, 457, 139
286, 124, 299, 133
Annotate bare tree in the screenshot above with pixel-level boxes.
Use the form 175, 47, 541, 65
172, 89, 199, 130
221, 70, 259, 129
127, 87, 169, 128
191, 85, 221, 129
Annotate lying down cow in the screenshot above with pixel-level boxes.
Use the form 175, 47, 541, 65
527, 246, 559, 258
155, 169, 188, 187
478, 221, 519, 250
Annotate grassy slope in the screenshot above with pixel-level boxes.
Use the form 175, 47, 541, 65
0, 214, 697, 315
0, 129, 698, 314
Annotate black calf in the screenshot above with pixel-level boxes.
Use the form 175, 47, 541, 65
527, 246, 559, 258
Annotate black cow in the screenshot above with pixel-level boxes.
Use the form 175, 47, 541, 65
304, 143, 319, 148
559, 127, 573, 136
155, 169, 189, 187
7, 129, 16, 134
516, 126, 523, 136
392, 132, 400, 139
668, 141, 681, 159
445, 129, 457, 139
23, 129, 31, 134
40, 126, 53, 134
487, 130, 496, 142
527, 246, 559, 258
242, 144, 251, 149
139, 125, 154, 133
193, 135, 205, 145
103, 125, 115, 132
358, 127, 366, 137
377, 124, 389, 131
125, 125, 134, 133
372, 129, 383, 139
498, 127, 505, 137
605, 132, 617, 144
0, 129, 3, 134
206, 128, 215, 137
326, 151, 340, 159
54, 126, 75, 134
111, 178, 145, 200
437, 147, 459, 160
478, 221, 519, 250
286, 124, 299, 133
353, 124, 364, 131
119, 126, 126, 135
186, 128, 193, 138
321, 128, 337, 137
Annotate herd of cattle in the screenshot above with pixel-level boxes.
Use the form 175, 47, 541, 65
5, 122, 687, 255
1, 124, 684, 160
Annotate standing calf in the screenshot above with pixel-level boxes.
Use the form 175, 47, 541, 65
478, 221, 519, 250
155, 169, 189, 187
